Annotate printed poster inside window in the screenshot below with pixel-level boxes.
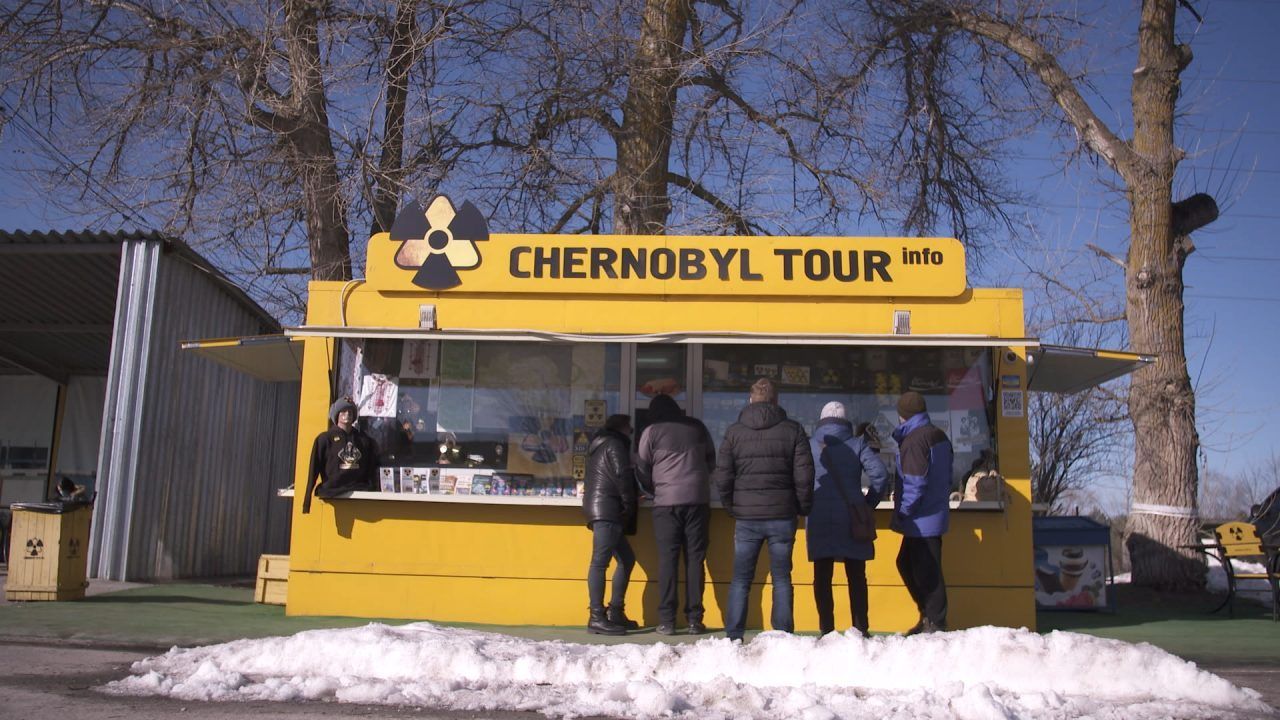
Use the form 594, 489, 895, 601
401, 340, 439, 379
358, 373, 398, 418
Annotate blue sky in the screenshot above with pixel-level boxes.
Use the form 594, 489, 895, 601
980, 0, 1280, 497
1, 2, 1276, 503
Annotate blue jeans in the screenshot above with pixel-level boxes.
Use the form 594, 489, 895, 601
724, 518, 797, 639
587, 521, 635, 610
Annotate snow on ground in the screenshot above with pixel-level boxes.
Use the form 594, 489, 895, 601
103, 624, 1273, 719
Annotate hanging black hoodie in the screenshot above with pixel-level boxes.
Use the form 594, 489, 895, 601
713, 402, 814, 520
303, 399, 379, 514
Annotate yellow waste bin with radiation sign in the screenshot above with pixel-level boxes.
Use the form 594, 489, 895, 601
4, 502, 93, 601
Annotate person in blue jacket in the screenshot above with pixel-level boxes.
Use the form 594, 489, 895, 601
890, 391, 954, 634
806, 401, 887, 637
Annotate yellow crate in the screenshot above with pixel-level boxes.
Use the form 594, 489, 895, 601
255, 554, 289, 605
4, 505, 92, 602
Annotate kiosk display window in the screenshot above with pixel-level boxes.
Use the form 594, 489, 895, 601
701, 345, 994, 489
338, 339, 622, 496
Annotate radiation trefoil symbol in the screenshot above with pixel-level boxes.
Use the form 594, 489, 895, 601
390, 195, 489, 290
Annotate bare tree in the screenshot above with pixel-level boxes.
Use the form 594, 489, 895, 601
457, 0, 1021, 244
0, 1, 480, 316
869, 0, 1220, 590
1199, 453, 1280, 524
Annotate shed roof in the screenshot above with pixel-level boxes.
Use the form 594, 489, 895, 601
0, 230, 278, 382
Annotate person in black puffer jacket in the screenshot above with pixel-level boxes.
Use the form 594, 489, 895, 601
714, 377, 814, 640
582, 414, 638, 635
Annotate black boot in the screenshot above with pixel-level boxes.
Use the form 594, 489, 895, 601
607, 603, 640, 630
588, 607, 626, 636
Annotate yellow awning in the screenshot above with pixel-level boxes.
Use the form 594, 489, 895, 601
285, 325, 1038, 347
180, 334, 303, 382
1026, 344, 1155, 394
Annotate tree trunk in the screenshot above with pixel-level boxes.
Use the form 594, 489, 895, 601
284, 0, 352, 281
1122, 0, 1204, 590
370, 2, 418, 236
614, 0, 689, 235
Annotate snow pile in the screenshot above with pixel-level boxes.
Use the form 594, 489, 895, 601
103, 624, 1271, 719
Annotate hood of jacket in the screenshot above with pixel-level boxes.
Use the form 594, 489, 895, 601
813, 417, 854, 445
892, 411, 932, 445
737, 401, 789, 430
589, 428, 629, 455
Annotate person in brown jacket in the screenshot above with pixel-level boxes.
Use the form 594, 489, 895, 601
636, 393, 716, 635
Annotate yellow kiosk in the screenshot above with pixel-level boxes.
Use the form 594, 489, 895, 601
222, 196, 1148, 632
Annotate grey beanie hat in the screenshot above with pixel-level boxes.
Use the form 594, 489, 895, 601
329, 397, 357, 424
820, 401, 846, 420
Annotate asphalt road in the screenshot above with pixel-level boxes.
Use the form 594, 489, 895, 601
2, 640, 1277, 720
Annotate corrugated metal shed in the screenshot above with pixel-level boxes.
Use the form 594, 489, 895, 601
0, 230, 298, 581
0, 230, 125, 379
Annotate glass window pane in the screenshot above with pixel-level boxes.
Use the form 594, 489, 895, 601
336, 339, 621, 496
702, 345, 994, 489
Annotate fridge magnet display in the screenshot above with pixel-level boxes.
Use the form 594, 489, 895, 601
454, 471, 474, 495
818, 367, 842, 388
874, 372, 902, 400
472, 474, 492, 495
399, 467, 415, 493
780, 365, 811, 386
753, 363, 779, 379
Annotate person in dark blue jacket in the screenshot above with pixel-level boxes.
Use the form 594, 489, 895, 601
806, 401, 887, 637
890, 391, 954, 634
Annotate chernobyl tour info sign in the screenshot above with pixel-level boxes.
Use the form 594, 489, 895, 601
369, 197, 966, 297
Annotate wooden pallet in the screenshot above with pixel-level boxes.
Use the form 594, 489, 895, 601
255, 554, 289, 605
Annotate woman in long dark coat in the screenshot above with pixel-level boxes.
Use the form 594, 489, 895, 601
806, 401, 888, 636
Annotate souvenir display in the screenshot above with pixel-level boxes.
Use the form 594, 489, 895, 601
401, 340, 438, 379
358, 373, 398, 418
379, 467, 397, 493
